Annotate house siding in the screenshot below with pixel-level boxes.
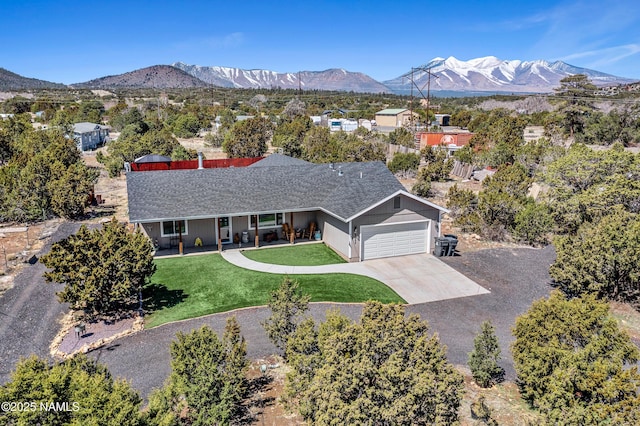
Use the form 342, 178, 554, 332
352, 195, 441, 258
189, 219, 216, 247
286, 211, 317, 237
141, 219, 215, 249
317, 211, 350, 260
353, 195, 439, 228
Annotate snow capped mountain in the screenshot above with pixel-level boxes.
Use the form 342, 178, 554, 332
172, 62, 390, 93
384, 56, 636, 94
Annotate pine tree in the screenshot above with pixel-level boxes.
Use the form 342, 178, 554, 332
261, 276, 310, 355
468, 321, 504, 387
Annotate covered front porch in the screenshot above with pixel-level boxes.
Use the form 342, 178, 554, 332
139, 210, 321, 256
153, 235, 322, 258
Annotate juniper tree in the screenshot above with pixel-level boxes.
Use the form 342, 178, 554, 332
40, 218, 156, 318
550, 206, 640, 306
512, 291, 640, 424
146, 320, 249, 426
0, 355, 144, 426
261, 276, 310, 355
468, 320, 504, 387
284, 302, 465, 425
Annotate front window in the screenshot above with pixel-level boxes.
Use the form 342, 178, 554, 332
249, 213, 285, 228
161, 220, 187, 237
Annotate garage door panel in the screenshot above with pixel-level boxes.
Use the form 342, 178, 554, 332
361, 221, 429, 260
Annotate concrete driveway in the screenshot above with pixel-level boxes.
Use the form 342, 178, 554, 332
221, 251, 489, 304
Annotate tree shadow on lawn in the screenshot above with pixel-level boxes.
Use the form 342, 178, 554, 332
142, 283, 188, 315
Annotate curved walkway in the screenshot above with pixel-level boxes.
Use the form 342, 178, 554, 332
221, 250, 489, 305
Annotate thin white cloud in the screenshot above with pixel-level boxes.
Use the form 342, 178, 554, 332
561, 44, 640, 67
525, 1, 640, 63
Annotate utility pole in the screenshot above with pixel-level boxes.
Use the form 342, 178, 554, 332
424, 68, 436, 130
401, 66, 439, 131
410, 67, 414, 130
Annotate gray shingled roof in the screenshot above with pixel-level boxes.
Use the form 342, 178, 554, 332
73, 122, 108, 133
126, 161, 406, 223
248, 153, 310, 168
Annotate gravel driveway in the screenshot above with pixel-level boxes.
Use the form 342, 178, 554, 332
91, 245, 555, 399
0, 222, 81, 383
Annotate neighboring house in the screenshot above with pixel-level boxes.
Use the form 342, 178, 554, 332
73, 122, 109, 151
374, 108, 417, 128
419, 131, 474, 154
126, 154, 448, 261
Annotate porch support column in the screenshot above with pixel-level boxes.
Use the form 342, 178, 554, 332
217, 218, 222, 252
254, 215, 259, 248
178, 220, 183, 255
289, 212, 295, 244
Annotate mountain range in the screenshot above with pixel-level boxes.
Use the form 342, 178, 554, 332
383, 56, 637, 94
0, 67, 65, 90
1, 57, 637, 94
172, 62, 390, 93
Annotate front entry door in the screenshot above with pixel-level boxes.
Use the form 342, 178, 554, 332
218, 217, 232, 244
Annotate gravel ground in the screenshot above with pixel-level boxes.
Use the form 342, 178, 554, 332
415, 245, 555, 381
91, 245, 555, 399
0, 222, 81, 382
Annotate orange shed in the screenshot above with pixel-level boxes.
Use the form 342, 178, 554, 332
419, 132, 474, 150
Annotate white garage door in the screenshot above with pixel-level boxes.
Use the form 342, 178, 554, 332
360, 221, 429, 261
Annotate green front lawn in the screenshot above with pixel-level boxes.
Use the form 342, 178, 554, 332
241, 243, 346, 266
144, 253, 405, 328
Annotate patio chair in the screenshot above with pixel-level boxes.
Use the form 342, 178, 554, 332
282, 223, 293, 240
302, 222, 316, 240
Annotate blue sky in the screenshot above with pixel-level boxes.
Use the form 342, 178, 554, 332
2, 0, 639, 84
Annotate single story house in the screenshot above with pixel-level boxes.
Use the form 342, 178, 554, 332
126, 154, 448, 261
374, 108, 418, 128
73, 122, 109, 151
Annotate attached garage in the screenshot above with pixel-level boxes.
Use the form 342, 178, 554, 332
360, 220, 430, 261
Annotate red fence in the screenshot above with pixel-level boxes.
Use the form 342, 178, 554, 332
130, 157, 263, 171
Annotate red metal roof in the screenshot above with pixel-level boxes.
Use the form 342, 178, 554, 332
130, 157, 263, 171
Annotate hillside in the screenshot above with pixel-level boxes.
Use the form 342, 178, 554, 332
71, 65, 210, 89
0, 68, 66, 90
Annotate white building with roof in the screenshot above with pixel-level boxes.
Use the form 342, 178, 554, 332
73, 122, 109, 151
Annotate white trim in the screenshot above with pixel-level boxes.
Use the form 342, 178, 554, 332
348, 220, 352, 259
248, 212, 285, 229
216, 216, 232, 244
345, 190, 449, 223
160, 220, 188, 237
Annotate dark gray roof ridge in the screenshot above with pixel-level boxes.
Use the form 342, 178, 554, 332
126, 161, 411, 223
